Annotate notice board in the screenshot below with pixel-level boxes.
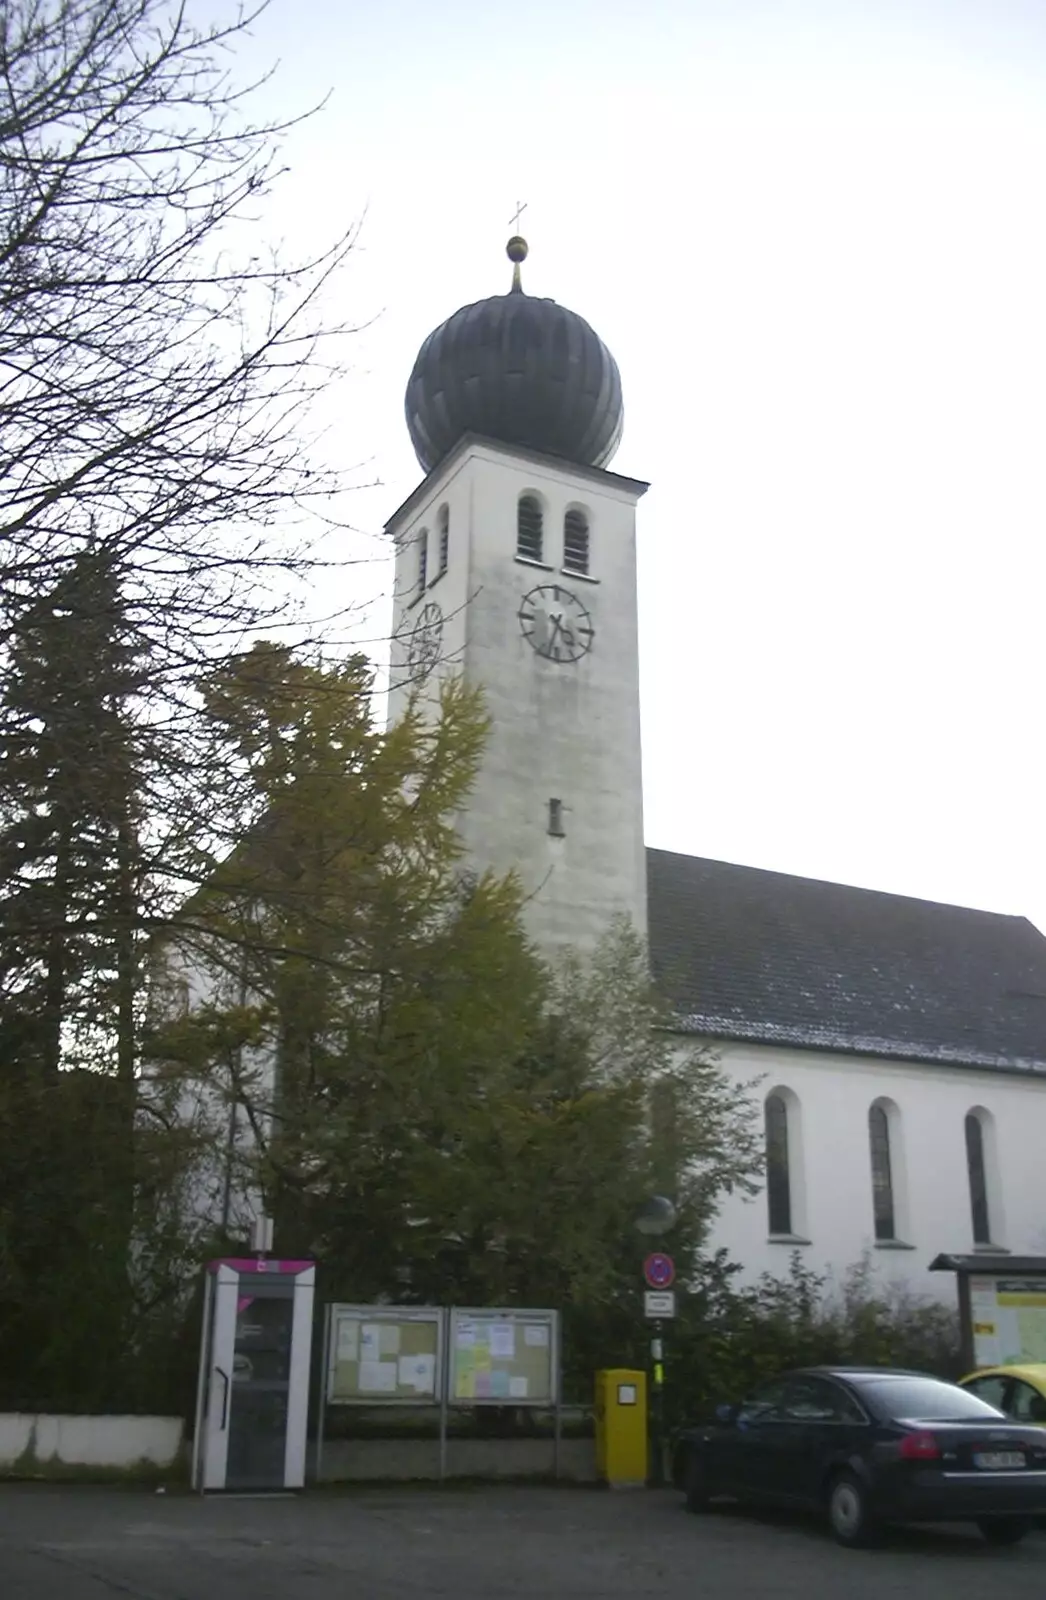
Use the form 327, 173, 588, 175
326, 1305, 442, 1405
970, 1277, 1046, 1367
448, 1308, 557, 1406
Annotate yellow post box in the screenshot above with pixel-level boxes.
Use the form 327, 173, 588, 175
594, 1368, 648, 1486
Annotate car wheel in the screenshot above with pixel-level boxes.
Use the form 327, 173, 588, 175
826, 1471, 879, 1548
683, 1449, 712, 1513
670, 1444, 685, 1489
977, 1518, 1031, 1547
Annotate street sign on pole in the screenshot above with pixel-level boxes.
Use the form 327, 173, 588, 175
643, 1252, 675, 1289
637, 1230, 677, 1489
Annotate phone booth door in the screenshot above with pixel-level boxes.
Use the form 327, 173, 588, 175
193, 1258, 315, 1492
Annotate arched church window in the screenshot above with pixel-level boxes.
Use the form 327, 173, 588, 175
437, 504, 449, 577
517, 494, 543, 562
416, 526, 428, 597
563, 507, 590, 576
868, 1102, 896, 1241
965, 1110, 991, 1245
764, 1092, 792, 1236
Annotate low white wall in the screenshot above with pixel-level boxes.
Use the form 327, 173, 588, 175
0, 1414, 183, 1471
315, 1437, 597, 1483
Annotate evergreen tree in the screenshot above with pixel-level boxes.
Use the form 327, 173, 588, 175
154, 646, 762, 1329
0, 552, 161, 1410
0, 549, 143, 1082
0, 1, 357, 1411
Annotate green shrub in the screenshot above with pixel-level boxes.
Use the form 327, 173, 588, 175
664, 1250, 961, 1427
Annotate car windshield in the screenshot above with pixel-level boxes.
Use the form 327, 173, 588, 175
862, 1375, 1007, 1421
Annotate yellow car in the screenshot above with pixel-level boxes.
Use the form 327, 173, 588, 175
959, 1364, 1046, 1426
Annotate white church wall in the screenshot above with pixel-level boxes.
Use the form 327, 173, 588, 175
142, 939, 273, 1242
698, 1036, 1046, 1300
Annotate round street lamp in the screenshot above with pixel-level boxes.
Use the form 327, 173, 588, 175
633, 1195, 677, 1238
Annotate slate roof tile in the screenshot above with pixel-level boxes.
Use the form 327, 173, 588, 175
646, 849, 1046, 1073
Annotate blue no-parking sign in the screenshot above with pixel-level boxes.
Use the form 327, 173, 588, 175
643, 1252, 675, 1289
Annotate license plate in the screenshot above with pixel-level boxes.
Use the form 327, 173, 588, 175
974, 1450, 1025, 1470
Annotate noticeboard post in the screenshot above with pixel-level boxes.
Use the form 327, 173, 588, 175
448, 1308, 558, 1407
930, 1253, 1046, 1372
316, 1303, 561, 1483
969, 1277, 1046, 1366
324, 1304, 444, 1405
317, 1305, 444, 1483
446, 1307, 561, 1483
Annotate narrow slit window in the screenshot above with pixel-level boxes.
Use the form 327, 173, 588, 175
517, 494, 543, 562
868, 1104, 896, 1241
563, 508, 590, 575
416, 527, 428, 596
548, 798, 565, 836
438, 504, 449, 577
764, 1093, 791, 1236
965, 1112, 991, 1245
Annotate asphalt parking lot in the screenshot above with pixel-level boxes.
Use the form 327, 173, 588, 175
1, 1483, 1045, 1598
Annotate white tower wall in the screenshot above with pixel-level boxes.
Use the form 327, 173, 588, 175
386, 434, 647, 955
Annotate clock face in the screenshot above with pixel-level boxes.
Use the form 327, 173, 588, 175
405, 601, 443, 681
518, 584, 594, 663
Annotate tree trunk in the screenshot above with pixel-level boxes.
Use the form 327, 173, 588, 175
41, 812, 71, 1078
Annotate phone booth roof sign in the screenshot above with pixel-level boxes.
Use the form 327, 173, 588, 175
207, 1258, 315, 1275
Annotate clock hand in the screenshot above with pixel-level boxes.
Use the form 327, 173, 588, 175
549, 614, 577, 655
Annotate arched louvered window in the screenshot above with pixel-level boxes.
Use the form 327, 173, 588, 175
437, 504, 449, 577
764, 1092, 792, 1236
965, 1111, 991, 1245
563, 507, 590, 576
517, 494, 543, 562
416, 527, 428, 596
868, 1103, 896, 1241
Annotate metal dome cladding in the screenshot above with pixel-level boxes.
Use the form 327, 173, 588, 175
404, 282, 624, 474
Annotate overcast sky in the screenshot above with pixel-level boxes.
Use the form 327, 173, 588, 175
233, 0, 1046, 933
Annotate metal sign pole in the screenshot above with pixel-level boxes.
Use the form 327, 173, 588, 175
438, 1384, 449, 1482
642, 1254, 676, 1489
439, 1307, 449, 1482
957, 1273, 974, 1374
552, 1311, 562, 1480
650, 1318, 666, 1486
315, 1304, 332, 1486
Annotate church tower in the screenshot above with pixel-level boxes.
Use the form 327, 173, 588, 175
386, 237, 648, 954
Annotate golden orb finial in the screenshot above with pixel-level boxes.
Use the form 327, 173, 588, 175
507, 234, 528, 292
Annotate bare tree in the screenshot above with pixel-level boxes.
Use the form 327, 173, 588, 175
0, 5, 376, 1412
0, 0, 355, 624
0, 0, 361, 1075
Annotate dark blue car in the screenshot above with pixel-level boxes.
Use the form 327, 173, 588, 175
674, 1366, 1046, 1547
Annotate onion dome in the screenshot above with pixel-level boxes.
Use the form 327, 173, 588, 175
404, 237, 624, 474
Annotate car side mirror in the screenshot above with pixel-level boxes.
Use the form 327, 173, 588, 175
715, 1402, 739, 1424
